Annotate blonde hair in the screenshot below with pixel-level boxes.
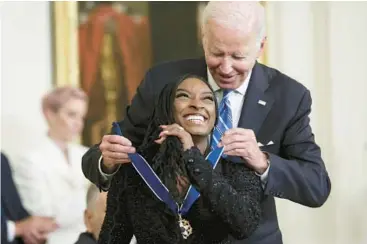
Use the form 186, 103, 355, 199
42, 86, 88, 113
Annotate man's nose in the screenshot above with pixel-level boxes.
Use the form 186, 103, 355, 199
219, 58, 233, 74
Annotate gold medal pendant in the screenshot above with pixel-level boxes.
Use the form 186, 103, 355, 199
178, 214, 193, 239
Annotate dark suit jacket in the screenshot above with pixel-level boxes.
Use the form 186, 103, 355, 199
82, 58, 331, 244
74, 232, 97, 244
1, 153, 30, 244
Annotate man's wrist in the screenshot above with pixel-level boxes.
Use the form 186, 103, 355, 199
99, 156, 117, 174
101, 161, 118, 174
255, 152, 270, 174
98, 155, 120, 179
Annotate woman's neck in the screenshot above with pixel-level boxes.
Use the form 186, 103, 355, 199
47, 131, 68, 153
192, 135, 208, 155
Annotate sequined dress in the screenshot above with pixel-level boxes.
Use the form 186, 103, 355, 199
99, 147, 263, 244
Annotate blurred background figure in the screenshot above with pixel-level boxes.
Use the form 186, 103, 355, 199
12, 86, 90, 244
74, 184, 136, 244
1, 152, 59, 244
74, 184, 106, 244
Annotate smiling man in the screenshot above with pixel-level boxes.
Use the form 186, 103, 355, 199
82, 2, 331, 243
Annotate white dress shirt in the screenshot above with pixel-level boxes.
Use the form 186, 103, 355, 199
206, 69, 251, 128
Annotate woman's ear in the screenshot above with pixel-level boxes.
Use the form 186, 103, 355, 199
43, 108, 56, 125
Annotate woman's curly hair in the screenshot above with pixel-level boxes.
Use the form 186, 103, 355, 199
137, 74, 217, 202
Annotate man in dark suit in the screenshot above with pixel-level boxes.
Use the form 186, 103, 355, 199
1, 153, 58, 244
81, 2, 331, 243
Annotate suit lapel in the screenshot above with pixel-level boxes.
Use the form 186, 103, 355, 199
237, 63, 274, 136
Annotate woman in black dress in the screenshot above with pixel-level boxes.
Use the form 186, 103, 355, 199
99, 74, 263, 244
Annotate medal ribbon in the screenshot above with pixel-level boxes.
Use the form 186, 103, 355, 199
112, 122, 224, 215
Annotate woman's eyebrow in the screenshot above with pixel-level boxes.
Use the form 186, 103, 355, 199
176, 88, 213, 95
176, 88, 188, 93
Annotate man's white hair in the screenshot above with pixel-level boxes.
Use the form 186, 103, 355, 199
201, 1, 266, 47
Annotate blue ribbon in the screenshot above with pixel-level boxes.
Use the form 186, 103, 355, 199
111, 122, 224, 215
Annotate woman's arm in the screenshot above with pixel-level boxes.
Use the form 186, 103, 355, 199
183, 147, 263, 239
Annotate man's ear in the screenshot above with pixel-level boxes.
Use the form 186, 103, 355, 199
257, 36, 267, 59
260, 36, 267, 49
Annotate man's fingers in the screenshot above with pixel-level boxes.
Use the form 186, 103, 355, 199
118, 158, 132, 164
100, 143, 136, 157
103, 135, 132, 146
27, 231, 43, 244
225, 148, 247, 157
221, 134, 246, 145
223, 142, 247, 152
24, 235, 38, 244
103, 151, 130, 160
224, 128, 255, 137
109, 144, 136, 154
40, 217, 56, 222
104, 156, 131, 164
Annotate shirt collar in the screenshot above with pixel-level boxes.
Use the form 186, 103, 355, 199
207, 69, 252, 95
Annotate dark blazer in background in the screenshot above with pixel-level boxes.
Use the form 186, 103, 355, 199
2, 206, 9, 244
1, 153, 30, 244
82, 58, 332, 244
74, 232, 96, 244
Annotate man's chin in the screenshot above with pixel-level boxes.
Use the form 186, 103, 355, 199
217, 81, 240, 90
215, 77, 241, 89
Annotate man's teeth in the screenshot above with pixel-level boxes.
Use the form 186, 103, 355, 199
186, 115, 204, 122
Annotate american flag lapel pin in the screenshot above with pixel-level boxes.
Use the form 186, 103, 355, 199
258, 100, 267, 106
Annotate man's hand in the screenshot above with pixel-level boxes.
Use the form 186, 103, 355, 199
218, 128, 268, 174
99, 135, 136, 173
15, 216, 59, 244
155, 124, 194, 151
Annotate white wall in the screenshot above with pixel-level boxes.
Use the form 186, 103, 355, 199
1, 2, 52, 162
266, 2, 367, 244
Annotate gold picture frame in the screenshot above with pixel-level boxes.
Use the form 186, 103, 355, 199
51, 1, 79, 87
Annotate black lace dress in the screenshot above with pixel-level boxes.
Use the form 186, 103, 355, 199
99, 147, 263, 244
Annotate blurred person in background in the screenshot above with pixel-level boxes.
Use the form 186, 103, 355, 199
1, 152, 58, 244
73, 184, 136, 244
74, 184, 106, 244
13, 86, 90, 244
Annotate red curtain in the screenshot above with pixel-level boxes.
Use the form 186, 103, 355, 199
78, 5, 152, 101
